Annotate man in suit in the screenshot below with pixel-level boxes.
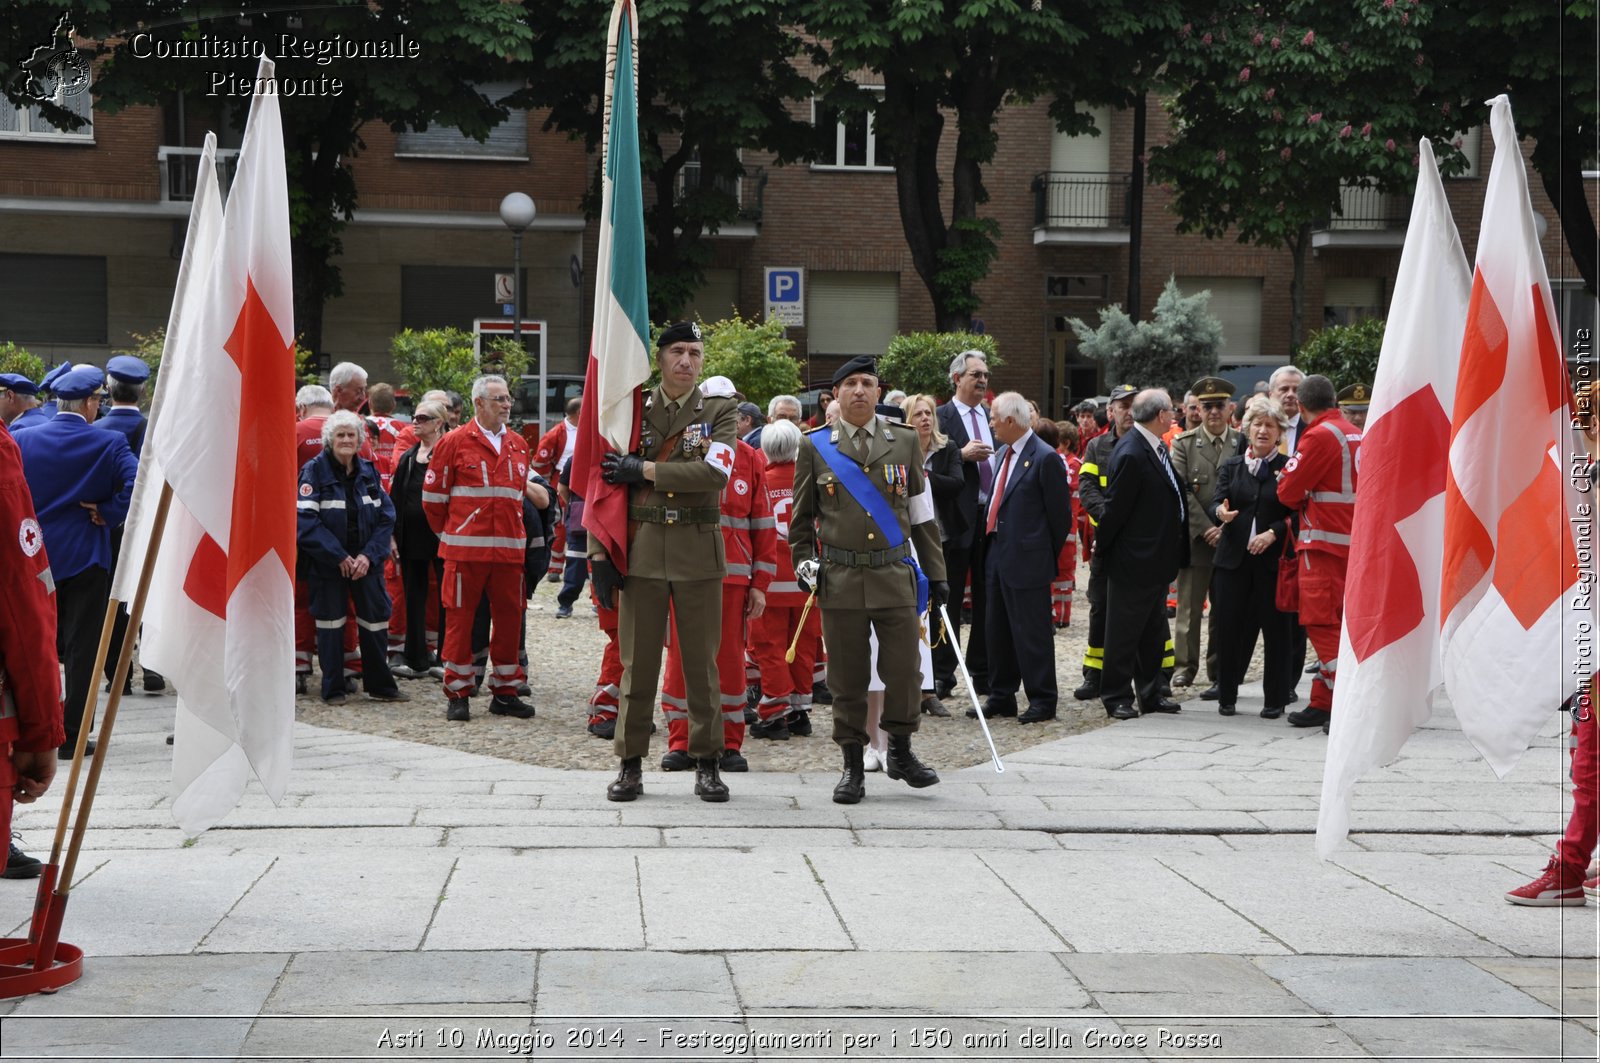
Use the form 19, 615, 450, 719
592, 321, 740, 803
1096, 389, 1188, 720
790, 355, 948, 803
982, 392, 1072, 723
1168, 376, 1241, 694
935, 350, 994, 697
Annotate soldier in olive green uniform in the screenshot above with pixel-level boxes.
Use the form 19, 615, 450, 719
1168, 376, 1241, 692
593, 322, 740, 803
789, 356, 949, 804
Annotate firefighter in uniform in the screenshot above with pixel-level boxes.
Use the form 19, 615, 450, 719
789, 356, 948, 804
422, 374, 535, 722
0, 418, 65, 878
1167, 376, 1241, 692
659, 429, 776, 772
1275, 374, 1361, 733
1075, 384, 1133, 700
592, 322, 739, 803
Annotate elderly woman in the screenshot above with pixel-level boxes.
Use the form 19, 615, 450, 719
903, 393, 963, 715
1208, 396, 1297, 717
387, 399, 449, 679
297, 410, 407, 705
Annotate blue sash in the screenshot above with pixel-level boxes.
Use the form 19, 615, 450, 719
810, 428, 929, 614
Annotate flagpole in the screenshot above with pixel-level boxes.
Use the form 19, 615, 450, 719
30, 483, 173, 973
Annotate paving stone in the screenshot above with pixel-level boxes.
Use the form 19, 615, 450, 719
638, 851, 850, 951
447, 826, 661, 848
662, 828, 859, 848
1114, 1020, 1366, 1060
727, 951, 1091, 1012
1470, 957, 1600, 1021
1349, 833, 1551, 855
267, 951, 537, 1009
1256, 956, 1555, 1016
1052, 834, 1235, 854
414, 808, 621, 827
1062, 954, 1314, 1012
1000, 810, 1265, 833
536, 950, 739, 1018
427, 851, 644, 951
854, 828, 1058, 849
1331, 1016, 1591, 1059
240, 1003, 533, 1059
193, 827, 447, 850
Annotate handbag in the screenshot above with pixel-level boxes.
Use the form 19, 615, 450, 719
1275, 539, 1300, 613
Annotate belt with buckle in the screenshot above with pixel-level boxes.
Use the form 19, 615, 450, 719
629, 504, 720, 526
820, 542, 911, 567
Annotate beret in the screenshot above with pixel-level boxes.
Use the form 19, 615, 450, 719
106, 354, 151, 384
39, 361, 73, 391
0, 373, 39, 396
831, 355, 878, 388
52, 364, 106, 400
656, 321, 703, 348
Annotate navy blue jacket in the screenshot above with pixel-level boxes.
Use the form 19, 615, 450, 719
296, 450, 394, 579
987, 431, 1072, 588
1097, 426, 1190, 588
95, 406, 148, 457
15, 413, 137, 580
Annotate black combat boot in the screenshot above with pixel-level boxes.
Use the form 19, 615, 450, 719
885, 734, 940, 789
606, 757, 643, 802
693, 756, 730, 803
832, 744, 866, 805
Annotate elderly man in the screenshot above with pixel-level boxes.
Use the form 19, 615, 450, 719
1268, 365, 1306, 453
328, 361, 368, 413
1337, 382, 1371, 430
935, 349, 994, 698
16, 365, 137, 758
11, 363, 71, 434
790, 355, 948, 802
0, 374, 40, 427
736, 402, 762, 444
745, 394, 802, 452
1096, 389, 1187, 720
592, 322, 739, 803
1168, 376, 1241, 693
423, 375, 534, 722
982, 392, 1072, 723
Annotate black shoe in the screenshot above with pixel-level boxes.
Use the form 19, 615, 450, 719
745, 683, 762, 710
3, 841, 41, 880
660, 749, 692, 772
1107, 703, 1139, 720
143, 670, 167, 693
1322, 718, 1331, 735
1017, 705, 1057, 724
743, 706, 758, 725
1306, 658, 1322, 674
1288, 691, 1301, 704
811, 680, 833, 705
920, 695, 951, 718
607, 757, 643, 801
1073, 677, 1101, 701
719, 749, 749, 773
165, 734, 174, 745
1261, 705, 1284, 720
694, 757, 730, 802
367, 688, 410, 703
1287, 707, 1328, 728
446, 699, 470, 721
515, 681, 532, 697
981, 697, 1018, 719
489, 695, 536, 719
323, 692, 347, 706
1218, 704, 1237, 716
884, 734, 939, 789
295, 674, 308, 696
1171, 670, 1196, 690
587, 714, 616, 739
935, 679, 955, 700
1198, 685, 1221, 701
1142, 698, 1182, 714
787, 711, 812, 737
750, 716, 792, 741
833, 744, 866, 805
58, 739, 96, 760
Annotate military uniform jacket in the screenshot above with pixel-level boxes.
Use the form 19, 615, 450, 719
1169, 424, 1241, 543
603, 384, 739, 582
789, 415, 947, 611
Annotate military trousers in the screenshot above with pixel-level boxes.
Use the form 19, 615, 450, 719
616, 575, 723, 760
1173, 540, 1219, 682
820, 605, 923, 747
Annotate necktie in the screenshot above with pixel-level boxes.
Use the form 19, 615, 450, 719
854, 425, 871, 462
1157, 441, 1185, 522
970, 407, 993, 498
985, 447, 1013, 535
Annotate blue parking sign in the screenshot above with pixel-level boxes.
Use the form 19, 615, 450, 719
764, 267, 804, 326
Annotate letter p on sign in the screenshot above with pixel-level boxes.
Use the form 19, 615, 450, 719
765, 267, 804, 327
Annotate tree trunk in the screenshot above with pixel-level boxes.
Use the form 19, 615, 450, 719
1287, 223, 1312, 352
884, 74, 951, 329
1126, 93, 1146, 322
1540, 153, 1599, 298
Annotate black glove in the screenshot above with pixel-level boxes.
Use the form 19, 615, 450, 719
930, 580, 949, 611
600, 452, 646, 485
590, 557, 624, 610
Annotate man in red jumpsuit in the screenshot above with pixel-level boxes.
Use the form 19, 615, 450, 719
1274, 374, 1360, 733
422, 374, 534, 722
658, 435, 775, 772
0, 420, 65, 878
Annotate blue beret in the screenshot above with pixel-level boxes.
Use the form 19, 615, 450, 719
39, 361, 73, 391
0, 373, 39, 396
52, 365, 106, 400
106, 355, 151, 384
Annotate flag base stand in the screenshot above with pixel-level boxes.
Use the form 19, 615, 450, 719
0, 867, 83, 998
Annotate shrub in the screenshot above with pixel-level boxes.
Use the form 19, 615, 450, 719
390, 328, 529, 401
0, 341, 44, 383
1071, 278, 1222, 398
648, 314, 802, 409
878, 332, 1002, 400
1295, 317, 1385, 388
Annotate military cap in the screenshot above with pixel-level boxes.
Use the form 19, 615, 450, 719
1337, 382, 1372, 408
38, 361, 73, 392
1192, 375, 1235, 402
1107, 383, 1138, 403
656, 321, 703, 348
52, 364, 106, 400
831, 355, 879, 387
0, 373, 39, 396
106, 354, 151, 385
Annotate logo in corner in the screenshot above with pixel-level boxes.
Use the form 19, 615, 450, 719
18, 517, 43, 557
18, 13, 91, 103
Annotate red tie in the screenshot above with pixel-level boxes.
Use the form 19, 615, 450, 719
985, 448, 1013, 535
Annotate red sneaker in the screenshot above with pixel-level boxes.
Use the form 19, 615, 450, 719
1506, 857, 1587, 907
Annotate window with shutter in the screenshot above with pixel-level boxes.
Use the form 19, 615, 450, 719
807, 272, 899, 356
1175, 276, 1262, 360
394, 82, 527, 160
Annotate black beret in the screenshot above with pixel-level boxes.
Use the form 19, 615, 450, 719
656, 321, 703, 348
831, 355, 878, 388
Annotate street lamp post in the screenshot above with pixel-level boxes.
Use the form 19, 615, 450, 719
498, 191, 538, 427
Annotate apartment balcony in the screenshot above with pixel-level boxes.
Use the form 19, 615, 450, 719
679, 163, 765, 238
1031, 172, 1132, 245
1311, 184, 1410, 249
158, 145, 238, 203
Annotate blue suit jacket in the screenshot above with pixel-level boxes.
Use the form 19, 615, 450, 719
95, 406, 148, 457
987, 432, 1072, 588
15, 414, 138, 580
1096, 427, 1190, 588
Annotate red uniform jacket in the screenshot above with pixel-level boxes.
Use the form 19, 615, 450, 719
0, 424, 65, 754
422, 418, 530, 566
531, 419, 574, 480
366, 415, 404, 489
296, 414, 375, 471
1276, 409, 1362, 561
761, 458, 808, 606
720, 440, 776, 591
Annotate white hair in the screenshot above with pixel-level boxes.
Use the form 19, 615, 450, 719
1268, 365, 1304, 390
1131, 388, 1174, 424
948, 349, 988, 382
767, 394, 801, 418
884, 389, 907, 407
296, 384, 333, 411
471, 375, 509, 402
990, 391, 1031, 426
762, 418, 803, 464
1241, 395, 1289, 432
321, 409, 365, 448
328, 362, 367, 390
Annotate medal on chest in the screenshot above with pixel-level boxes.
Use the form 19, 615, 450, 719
884, 463, 907, 496
682, 423, 711, 456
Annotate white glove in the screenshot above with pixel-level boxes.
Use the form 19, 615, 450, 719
795, 557, 820, 594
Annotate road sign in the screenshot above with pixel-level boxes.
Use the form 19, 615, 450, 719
765, 267, 804, 327
494, 272, 515, 303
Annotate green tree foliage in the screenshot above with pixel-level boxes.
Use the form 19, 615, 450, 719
6, 1, 537, 355
519, 0, 815, 321
798, 0, 1182, 331
0, 342, 44, 382
390, 328, 529, 402
879, 332, 1001, 401
1070, 278, 1221, 397
1295, 317, 1385, 388
697, 314, 801, 411
1149, 0, 1462, 348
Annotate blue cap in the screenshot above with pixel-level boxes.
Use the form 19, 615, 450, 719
106, 355, 151, 385
0, 373, 39, 396
52, 365, 106, 400
38, 361, 73, 392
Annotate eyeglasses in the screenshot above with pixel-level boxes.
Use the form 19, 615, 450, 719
964, 370, 990, 380
487, 395, 512, 405
414, 414, 435, 423
1200, 401, 1227, 411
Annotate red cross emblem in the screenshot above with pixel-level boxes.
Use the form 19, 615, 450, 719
18, 517, 42, 557
710, 444, 734, 473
